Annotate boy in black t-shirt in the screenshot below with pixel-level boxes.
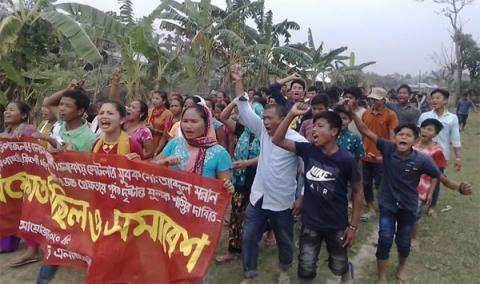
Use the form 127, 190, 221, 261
273, 103, 363, 283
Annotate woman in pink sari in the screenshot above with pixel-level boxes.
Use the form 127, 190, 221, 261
0, 101, 40, 267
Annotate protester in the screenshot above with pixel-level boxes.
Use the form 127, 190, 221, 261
305, 86, 318, 102
92, 100, 143, 159
0, 101, 40, 266
386, 84, 421, 125
272, 103, 362, 283
299, 94, 329, 142
347, 101, 472, 284
411, 118, 446, 248
456, 93, 476, 131
418, 88, 462, 217
36, 102, 60, 148
205, 98, 225, 146
156, 96, 184, 153
231, 65, 307, 284
216, 100, 261, 263
148, 90, 173, 149
37, 87, 96, 284
124, 100, 155, 159
334, 105, 365, 162
361, 87, 399, 221
270, 73, 306, 110
154, 104, 232, 179
343, 87, 366, 137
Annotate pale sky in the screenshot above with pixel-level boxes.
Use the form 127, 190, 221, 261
58, 0, 480, 75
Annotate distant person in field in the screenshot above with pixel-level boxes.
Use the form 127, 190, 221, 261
418, 89, 462, 217
456, 93, 476, 131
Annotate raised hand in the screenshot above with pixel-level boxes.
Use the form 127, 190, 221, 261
111, 67, 122, 85
289, 102, 310, 116
230, 64, 243, 82
290, 73, 302, 80
342, 98, 354, 114
68, 79, 85, 90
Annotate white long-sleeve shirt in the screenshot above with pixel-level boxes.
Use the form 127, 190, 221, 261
237, 97, 307, 211
418, 109, 461, 160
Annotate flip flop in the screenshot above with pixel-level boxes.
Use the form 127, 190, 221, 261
7, 257, 40, 268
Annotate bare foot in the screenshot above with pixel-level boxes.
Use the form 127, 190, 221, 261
411, 239, 419, 252
427, 208, 437, 218
396, 268, 408, 284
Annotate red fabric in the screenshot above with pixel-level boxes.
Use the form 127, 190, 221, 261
93, 137, 143, 159
0, 138, 230, 283
414, 143, 447, 201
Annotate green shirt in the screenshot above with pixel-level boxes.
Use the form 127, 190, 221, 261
59, 120, 95, 152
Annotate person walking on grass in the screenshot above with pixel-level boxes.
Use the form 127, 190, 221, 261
346, 99, 472, 284
231, 65, 307, 284
418, 88, 462, 217
272, 103, 362, 284
361, 88, 399, 221
456, 93, 476, 131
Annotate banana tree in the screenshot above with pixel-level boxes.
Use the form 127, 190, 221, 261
329, 52, 376, 87
0, 0, 102, 105
158, 0, 263, 95
57, 1, 176, 99
241, 9, 310, 87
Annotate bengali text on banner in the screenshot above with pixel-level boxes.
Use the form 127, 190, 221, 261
0, 138, 230, 283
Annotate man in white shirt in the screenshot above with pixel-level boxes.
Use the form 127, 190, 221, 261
231, 65, 307, 284
418, 88, 462, 216
344, 87, 366, 137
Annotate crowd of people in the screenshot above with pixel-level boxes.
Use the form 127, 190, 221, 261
0, 64, 474, 284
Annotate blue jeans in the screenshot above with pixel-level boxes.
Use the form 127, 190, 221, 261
376, 207, 416, 260
242, 199, 293, 278
36, 264, 59, 284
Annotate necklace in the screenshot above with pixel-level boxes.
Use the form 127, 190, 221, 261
102, 142, 117, 154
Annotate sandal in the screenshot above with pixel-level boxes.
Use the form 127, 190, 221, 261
215, 254, 239, 263
8, 257, 40, 268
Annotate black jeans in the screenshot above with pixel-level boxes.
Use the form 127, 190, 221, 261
363, 161, 383, 204
297, 227, 348, 280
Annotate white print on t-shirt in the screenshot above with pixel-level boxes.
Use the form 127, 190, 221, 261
306, 166, 336, 182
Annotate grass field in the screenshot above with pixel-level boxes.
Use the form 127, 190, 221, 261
0, 113, 478, 284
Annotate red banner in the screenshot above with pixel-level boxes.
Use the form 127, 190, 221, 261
0, 138, 230, 283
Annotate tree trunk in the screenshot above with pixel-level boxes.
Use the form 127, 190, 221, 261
454, 38, 462, 105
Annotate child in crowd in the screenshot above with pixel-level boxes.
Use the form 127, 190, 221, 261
346, 100, 472, 284
299, 94, 329, 142
273, 103, 363, 283
411, 118, 471, 248
418, 88, 462, 217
